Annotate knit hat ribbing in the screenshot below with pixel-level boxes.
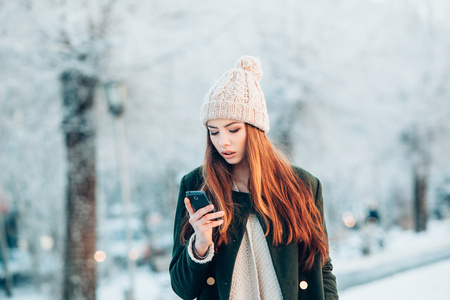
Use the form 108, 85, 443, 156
200, 56, 270, 133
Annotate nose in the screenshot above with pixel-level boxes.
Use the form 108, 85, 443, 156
219, 132, 231, 147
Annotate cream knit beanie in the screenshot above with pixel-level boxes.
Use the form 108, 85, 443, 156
200, 55, 270, 133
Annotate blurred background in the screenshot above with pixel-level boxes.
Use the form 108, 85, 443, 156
1, 0, 450, 299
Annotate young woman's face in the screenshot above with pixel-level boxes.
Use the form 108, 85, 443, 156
207, 119, 247, 165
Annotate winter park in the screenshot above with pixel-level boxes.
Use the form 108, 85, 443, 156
1, 0, 450, 299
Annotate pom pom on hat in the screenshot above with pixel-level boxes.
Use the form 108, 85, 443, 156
201, 55, 270, 133
235, 56, 263, 82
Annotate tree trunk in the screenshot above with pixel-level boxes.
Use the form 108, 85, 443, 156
0, 209, 13, 297
402, 127, 430, 233
414, 171, 428, 232
61, 70, 97, 300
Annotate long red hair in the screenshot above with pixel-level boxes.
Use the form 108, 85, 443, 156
182, 124, 328, 270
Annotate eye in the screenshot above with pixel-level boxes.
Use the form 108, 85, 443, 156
230, 128, 240, 133
209, 131, 219, 136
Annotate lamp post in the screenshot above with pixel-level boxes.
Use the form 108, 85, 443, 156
103, 81, 135, 300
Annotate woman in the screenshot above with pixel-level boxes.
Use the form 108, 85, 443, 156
170, 56, 339, 300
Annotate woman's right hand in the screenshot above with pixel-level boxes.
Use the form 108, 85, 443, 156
184, 197, 224, 257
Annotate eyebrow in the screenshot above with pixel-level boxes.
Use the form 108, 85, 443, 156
207, 122, 241, 129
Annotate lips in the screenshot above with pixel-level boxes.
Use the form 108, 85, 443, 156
221, 151, 236, 159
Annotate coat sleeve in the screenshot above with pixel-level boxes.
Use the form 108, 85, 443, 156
314, 178, 339, 300
169, 174, 213, 300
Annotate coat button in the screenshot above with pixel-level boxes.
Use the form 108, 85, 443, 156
207, 277, 215, 285
299, 281, 308, 290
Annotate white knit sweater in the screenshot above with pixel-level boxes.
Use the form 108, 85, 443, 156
187, 214, 283, 299
229, 214, 283, 300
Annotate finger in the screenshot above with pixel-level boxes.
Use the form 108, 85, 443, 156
191, 210, 219, 228
184, 197, 195, 215
204, 211, 225, 221
194, 204, 215, 219
200, 218, 224, 232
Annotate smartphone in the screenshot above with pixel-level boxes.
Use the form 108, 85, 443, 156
186, 191, 220, 220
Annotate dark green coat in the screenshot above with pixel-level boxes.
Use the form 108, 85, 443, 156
170, 166, 339, 300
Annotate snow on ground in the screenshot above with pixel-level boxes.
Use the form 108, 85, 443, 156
332, 219, 450, 290
0, 286, 48, 300
104, 257, 450, 300
339, 258, 450, 300
5, 259, 450, 300
97, 267, 178, 300
2, 219, 450, 299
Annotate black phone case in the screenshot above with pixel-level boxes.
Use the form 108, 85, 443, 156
186, 191, 219, 220
186, 191, 214, 211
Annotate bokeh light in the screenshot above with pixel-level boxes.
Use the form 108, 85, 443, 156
129, 249, 139, 261
343, 212, 356, 228
40, 235, 54, 251
94, 250, 107, 263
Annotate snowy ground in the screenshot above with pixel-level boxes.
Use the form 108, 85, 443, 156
340, 258, 450, 300
2, 219, 450, 299
96, 257, 450, 300
332, 219, 450, 290
4, 258, 450, 300
97, 269, 177, 300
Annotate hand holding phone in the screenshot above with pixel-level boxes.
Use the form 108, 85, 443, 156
185, 191, 220, 221
184, 190, 224, 257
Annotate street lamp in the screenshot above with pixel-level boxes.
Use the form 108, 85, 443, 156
103, 81, 135, 300
103, 81, 126, 117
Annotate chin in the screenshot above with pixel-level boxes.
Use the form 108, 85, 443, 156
224, 157, 243, 165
